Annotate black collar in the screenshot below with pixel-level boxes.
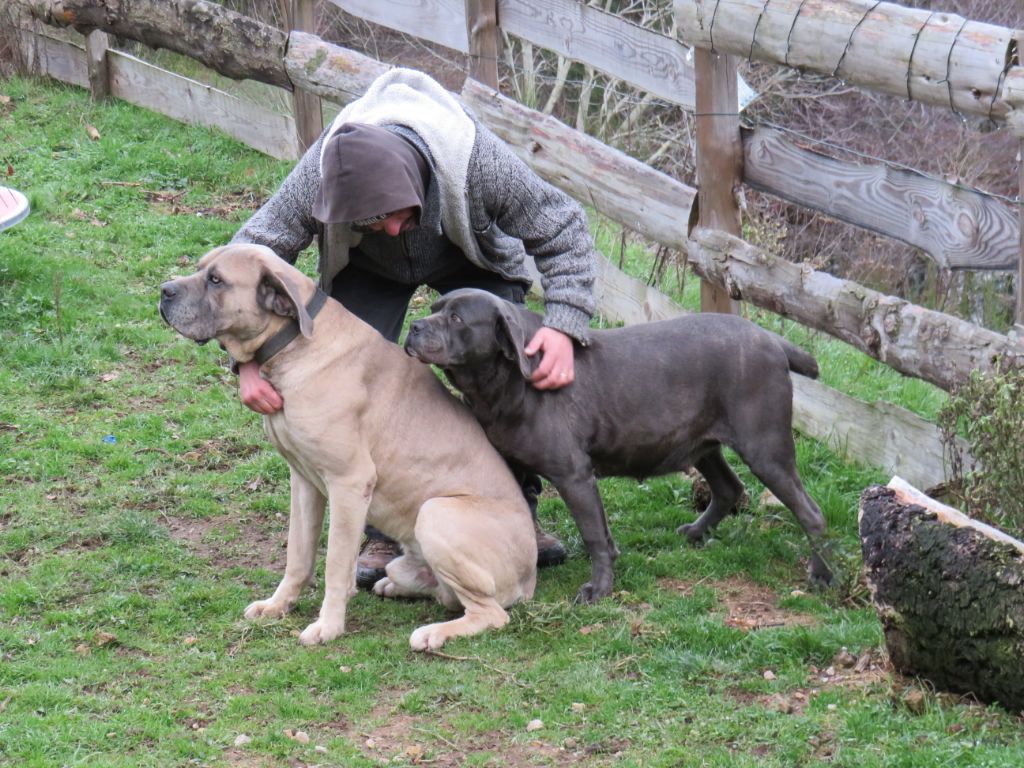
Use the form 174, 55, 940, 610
253, 288, 329, 366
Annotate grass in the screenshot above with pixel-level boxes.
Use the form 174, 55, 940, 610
1, 75, 1021, 767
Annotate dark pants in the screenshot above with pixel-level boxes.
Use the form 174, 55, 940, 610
329, 259, 539, 543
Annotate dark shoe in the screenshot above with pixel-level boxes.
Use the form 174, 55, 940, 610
356, 537, 401, 590
535, 520, 567, 568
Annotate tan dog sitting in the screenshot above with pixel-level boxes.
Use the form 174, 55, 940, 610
159, 244, 536, 650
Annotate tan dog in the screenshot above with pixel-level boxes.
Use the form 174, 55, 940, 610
159, 244, 536, 650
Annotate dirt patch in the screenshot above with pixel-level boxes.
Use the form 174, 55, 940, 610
161, 511, 286, 573
731, 647, 894, 717
660, 576, 818, 631
314, 688, 598, 766
145, 189, 263, 219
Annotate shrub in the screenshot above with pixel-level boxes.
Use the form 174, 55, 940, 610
939, 367, 1024, 534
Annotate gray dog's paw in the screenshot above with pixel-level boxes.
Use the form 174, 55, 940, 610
574, 582, 611, 605
676, 522, 707, 543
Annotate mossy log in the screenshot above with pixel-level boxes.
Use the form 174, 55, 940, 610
859, 478, 1024, 710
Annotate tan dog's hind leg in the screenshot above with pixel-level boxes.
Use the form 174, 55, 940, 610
298, 477, 372, 646
408, 497, 535, 652
373, 551, 440, 599
245, 466, 325, 621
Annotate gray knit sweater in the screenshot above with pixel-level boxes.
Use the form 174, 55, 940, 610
232, 73, 597, 342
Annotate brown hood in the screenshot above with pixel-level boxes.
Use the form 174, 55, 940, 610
312, 123, 428, 225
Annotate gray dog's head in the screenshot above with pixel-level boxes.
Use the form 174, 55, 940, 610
405, 288, 536, 378
159, 244, 315, 363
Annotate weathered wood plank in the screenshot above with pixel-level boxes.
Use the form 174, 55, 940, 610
108, 50, 300, 160
286, 0, 323, 152
499, 0, 696, 108
466, 0, 499, 87
1005, 67, 1024, 135
1019, 137, 1024, 323
593, 254, 958, 489
18, 25, 88, 88
325, 0, 469, 52
84, 28, 110, 99
792, 379, 964, 492
687, 226, 1024, 392
284, 30, 392, 105
743, 127, 1020, 271
694, 47, 741, 314
461, 78, 694, 252
675, 0, 1016, 120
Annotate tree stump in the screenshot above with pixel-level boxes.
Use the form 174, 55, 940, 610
859, 478, 1024, 710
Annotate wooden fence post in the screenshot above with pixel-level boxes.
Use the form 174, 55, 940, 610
693, 48, 741, 314
84, 29, 110, 100
1017, 137, 1023, 328
286, 0, 323, 152
465, 0, 499, 88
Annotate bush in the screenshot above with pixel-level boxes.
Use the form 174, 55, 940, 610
939, 367, 1024, 534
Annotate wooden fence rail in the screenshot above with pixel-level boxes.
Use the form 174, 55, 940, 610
675, 0, 1019, 122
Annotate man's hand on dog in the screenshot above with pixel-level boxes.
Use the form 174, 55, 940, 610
526, 327, 575, 390
239, 360, 284, 414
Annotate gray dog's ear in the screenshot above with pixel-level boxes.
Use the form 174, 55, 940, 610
258, 269, 314, 338
495, 303, 534, 379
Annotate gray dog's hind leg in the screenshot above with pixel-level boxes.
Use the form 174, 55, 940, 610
735, 444, 833, 588
677, 448, 745, 542
553, 471, 620, 604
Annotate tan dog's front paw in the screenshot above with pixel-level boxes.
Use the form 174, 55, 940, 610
298, 618, 345, 646
409, 622, 449, 652
244, 598, 292, 620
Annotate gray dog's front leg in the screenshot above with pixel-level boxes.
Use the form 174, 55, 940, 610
553, 473, 619, 604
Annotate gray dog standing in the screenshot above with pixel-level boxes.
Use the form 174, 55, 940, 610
160, 246, 536, 651
405, 288, 831, 603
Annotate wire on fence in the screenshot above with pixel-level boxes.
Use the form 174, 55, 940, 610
832, 1, 883, 79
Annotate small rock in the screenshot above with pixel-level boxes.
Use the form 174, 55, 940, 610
902, 688, 927, 715
768, 694, 794, 714
284, 729, 310, 744
834, 648, 857, 668
526, 719, 544, 732
365, 738, 377, 749
339, 665, 352, 673
763, 670, 777, 681
570, 702, 586, 713
315, 745, 328, 753
233, 734, 252, 748
402, 745, 424, 761
564, 737, 579, 749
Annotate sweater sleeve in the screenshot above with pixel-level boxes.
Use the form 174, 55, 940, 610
467, 124, 597, 343
231, 133, 328, 263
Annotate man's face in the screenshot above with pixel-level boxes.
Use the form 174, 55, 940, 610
358, 207, 418, 237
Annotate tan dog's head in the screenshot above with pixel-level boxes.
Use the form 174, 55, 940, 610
159, 244, 315, 363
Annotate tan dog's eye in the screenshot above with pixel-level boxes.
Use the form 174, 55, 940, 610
450, 313, 462, 324
208, 273, 222, 285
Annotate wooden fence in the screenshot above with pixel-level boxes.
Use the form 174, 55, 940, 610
12, 0, 1024, 491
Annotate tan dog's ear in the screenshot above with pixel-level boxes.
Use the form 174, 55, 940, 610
258, 269, 314, 338
495, 303, 534, 380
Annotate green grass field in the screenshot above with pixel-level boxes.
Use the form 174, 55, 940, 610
1, 76, 1021, 767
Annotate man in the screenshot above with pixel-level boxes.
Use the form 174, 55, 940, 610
231, 68, 597, 588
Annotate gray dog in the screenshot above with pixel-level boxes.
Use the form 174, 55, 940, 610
404, 288, 831, 603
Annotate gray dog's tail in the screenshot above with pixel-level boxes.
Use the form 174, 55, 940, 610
779, 338, 819, 379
